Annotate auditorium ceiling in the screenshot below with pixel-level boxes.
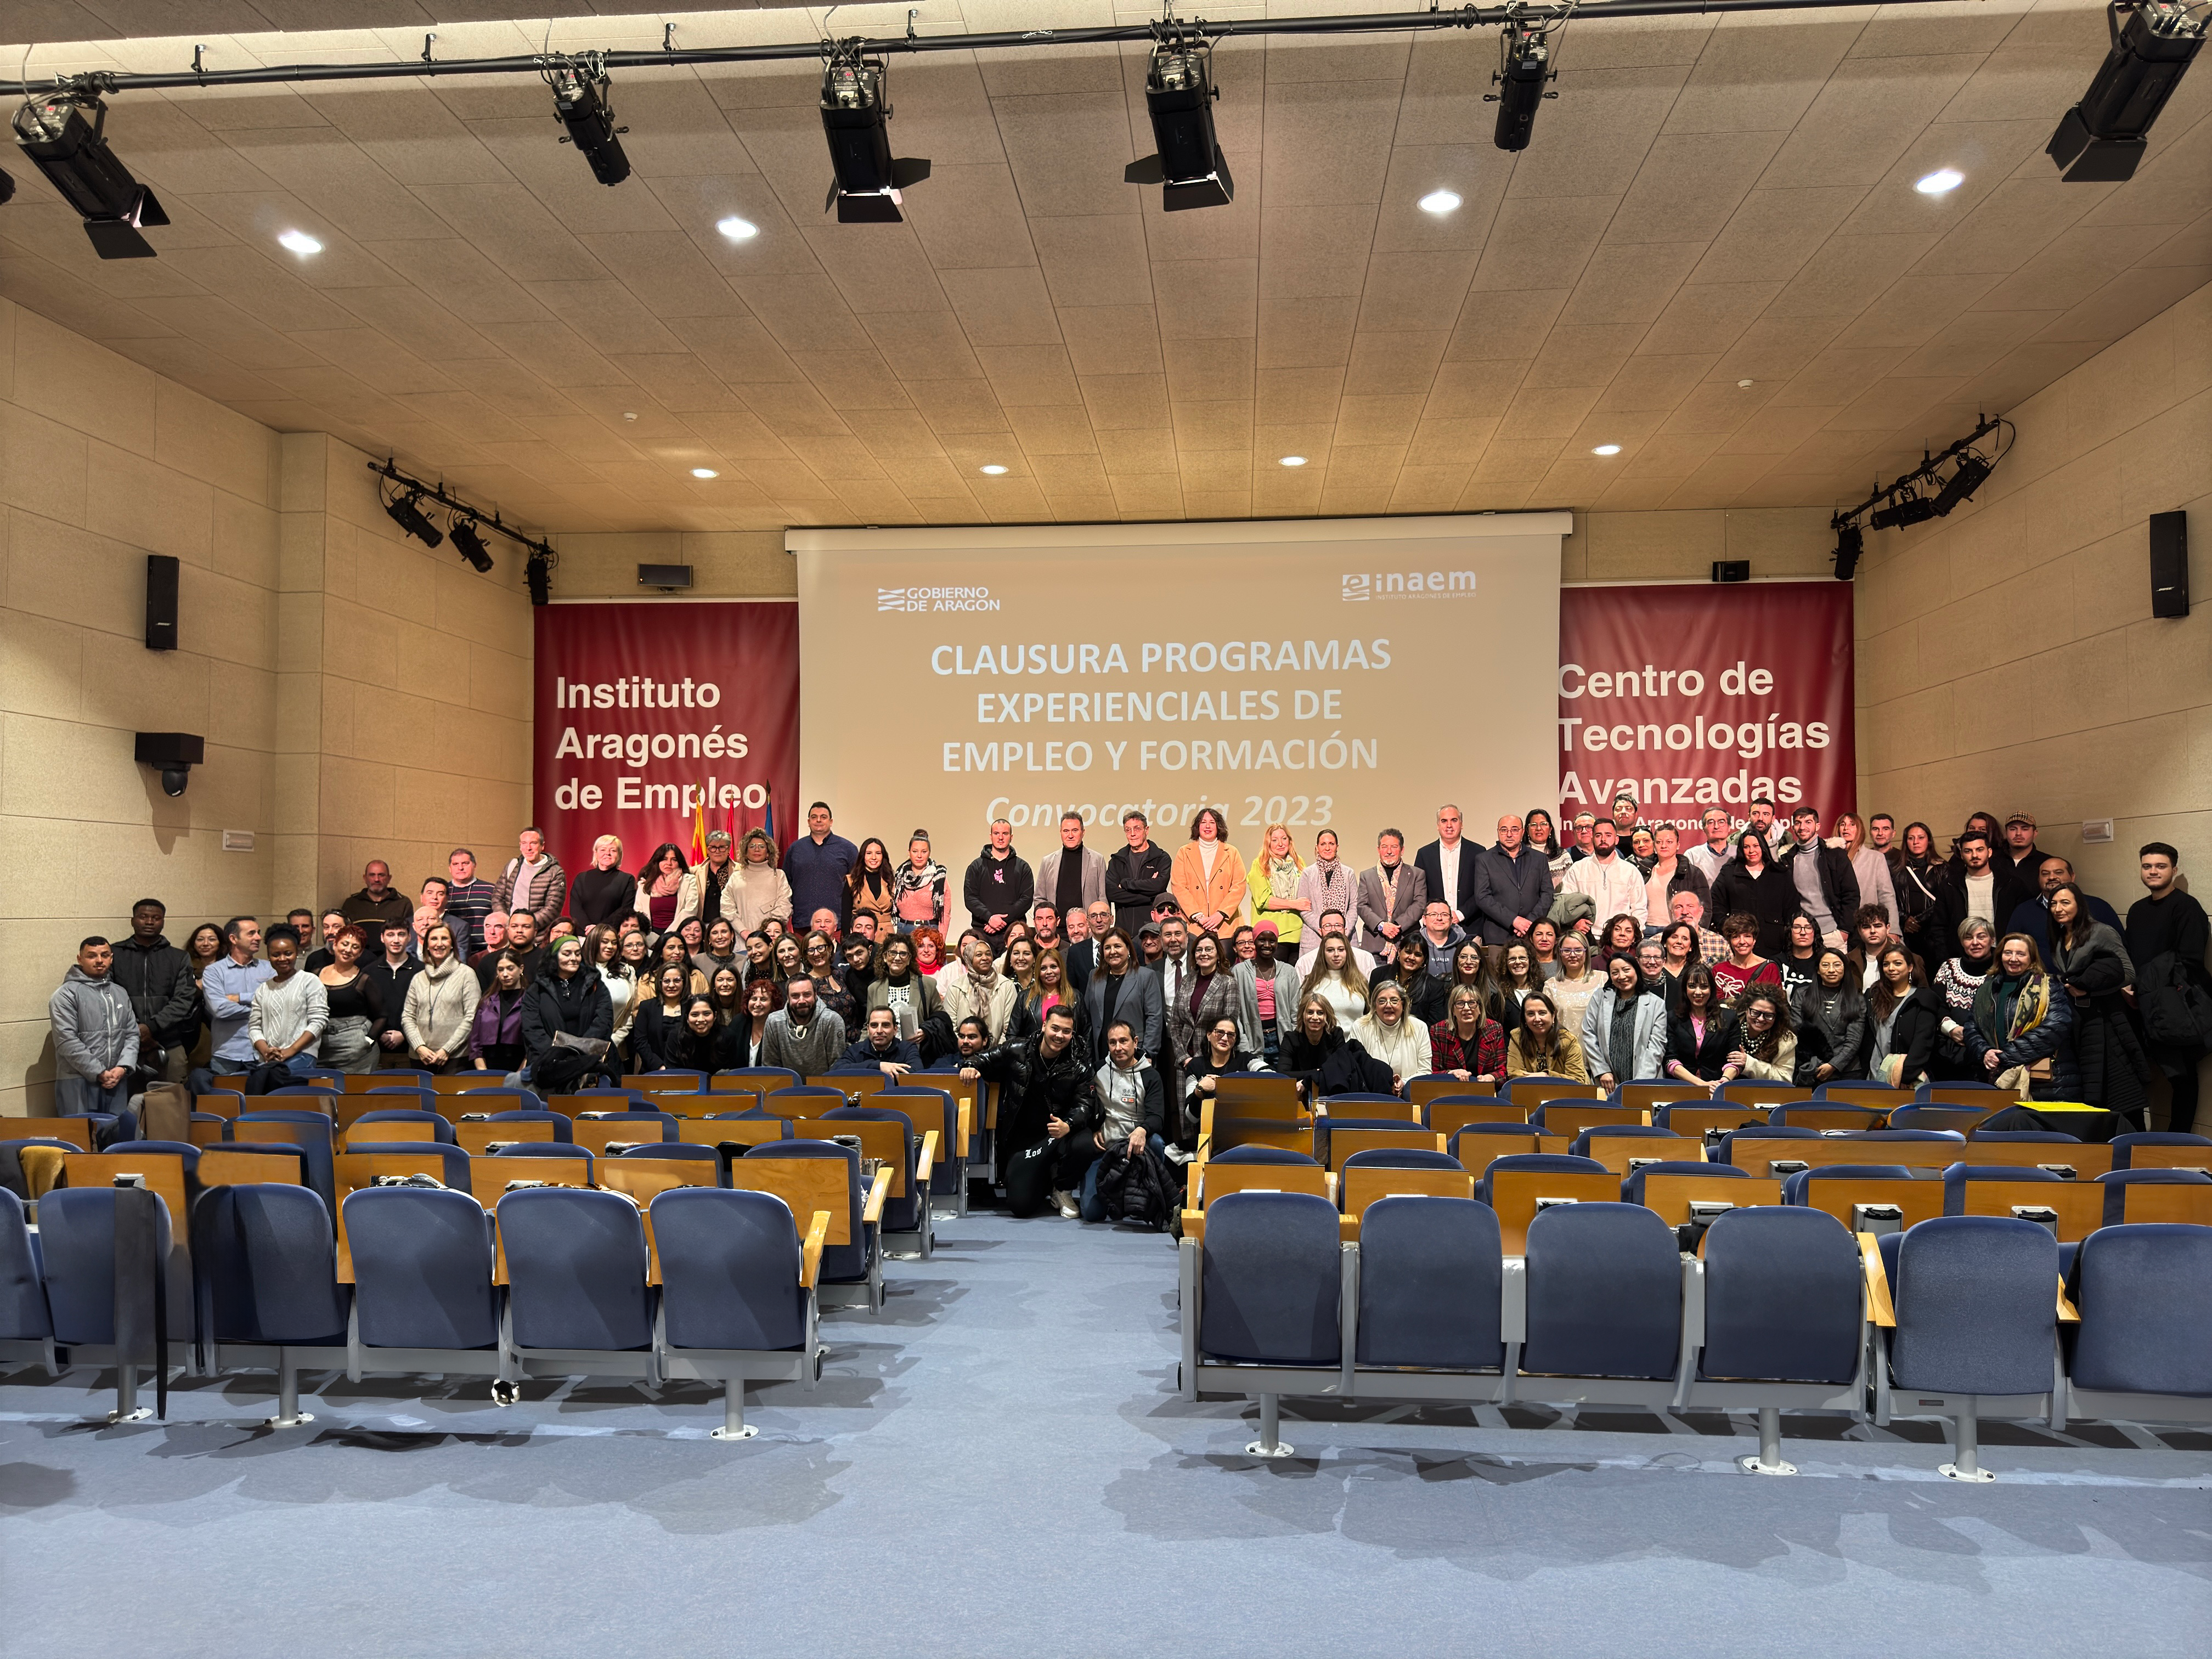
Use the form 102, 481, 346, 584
1, 0, 2205, 534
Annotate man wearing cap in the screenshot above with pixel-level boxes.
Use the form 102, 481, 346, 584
1230, 923, 1301, 1063
674, 830, 743, 932
1994, 811, 2063, 926
1137, 919, 1167, 966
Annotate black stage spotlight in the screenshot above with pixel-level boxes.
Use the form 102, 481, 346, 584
1928, 450, 1994, 517
545, 55, 630, 186
450, 517, 495, 572
1869, 486, 1937, 532
1125, 26, 1232, 211
2048, 0, 2203, 182
820, 43, 929, 223
526, 549, 553, 607
1832, 523, 1863, 580
135, 731, 203, 797
0, 166, 14, 206
385, 488, 443, 548
12, 91, 169, 258
1488, 21, 1558, 153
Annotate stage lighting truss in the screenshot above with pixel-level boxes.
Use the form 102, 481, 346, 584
1831, 523, 1864, 582
10, 82, 169, 258
2047, 0, 2203, 182
370, 459, 558, 599
543, 53, 631, 185
1487, 4, 1573, 153
1843, 414, 2013, 541
820, 41, 929, 223
1135, 22, 1233, 211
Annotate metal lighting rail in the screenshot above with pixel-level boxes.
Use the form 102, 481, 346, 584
368, 456, 559, 568
2, 0, 1981, 95
1828, 413, 2008, 531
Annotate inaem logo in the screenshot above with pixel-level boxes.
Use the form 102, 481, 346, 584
1342, 569, 1477, 601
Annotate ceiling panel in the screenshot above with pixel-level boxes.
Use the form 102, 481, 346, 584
1, 0, 2204, 535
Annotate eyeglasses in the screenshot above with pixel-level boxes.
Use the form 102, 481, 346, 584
1745, 1009, 1775, 1023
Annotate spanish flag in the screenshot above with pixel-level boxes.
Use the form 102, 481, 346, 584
690, 793, 708, 864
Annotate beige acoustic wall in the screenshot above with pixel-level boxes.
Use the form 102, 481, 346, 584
1855, 283, 2210, 1127
0, 299, 533, 1118
273, 435, 533, 919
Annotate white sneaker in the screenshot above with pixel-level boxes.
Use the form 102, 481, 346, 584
1052, 1189, 1080, 1220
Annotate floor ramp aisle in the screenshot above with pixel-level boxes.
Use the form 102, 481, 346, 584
2, 1195, 2207, 1657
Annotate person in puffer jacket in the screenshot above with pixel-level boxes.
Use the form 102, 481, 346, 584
50, 937, 139, 1115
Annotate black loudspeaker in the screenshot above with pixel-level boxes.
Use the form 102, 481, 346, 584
2150, 511, 2189, 619
146, 554, 179, 650
1711, 560, 1750, 584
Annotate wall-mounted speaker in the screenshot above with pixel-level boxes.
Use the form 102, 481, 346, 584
2150, 510, 2189, 619
146, 554, 179, 650
638, 563, 693, 590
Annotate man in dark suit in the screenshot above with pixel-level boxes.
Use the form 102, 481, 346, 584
2006, 856, 2120, 958
1413, 804, 1481, 937
1066, 900, 1114, 996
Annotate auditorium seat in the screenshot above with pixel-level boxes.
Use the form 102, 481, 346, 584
2092, 1167, 2212, 1226
0, 1190, 54, 1374
2109, 1132, 2212, 1170
192, 1182, 348, 1425
819, 1103, 929, 1255
1190, 1189, 1345, 1455
879, 1084, 963, 1211
1713, 1124, 1821, 1170
483, 1109, 574, 1144
651, 1187, 828, 1438
1779, 1164, 1914, 1205
1355, 1194, 1504, 1385
1679, 1205, 1866, 1472
351, 1109, 456, 1145
1886, 1107, 1994, 1135
37, 1184, 197, 1417
346, 1141, 472, 1192
1769, 1104, 1884, 1131
1475, 1152, 1604, 1207
1515, 1202, 1681, 1408
738, 1140, 881, 1312
2059, 1223, 2212, 1427
1871, 1215, 2061, 1479
500, 1187, 657, 1382
342, 1185, 505, 1386
1339, 1147, 1459, 1173
1209, 1144, 1318, 1166
1621, 1159, 1746, 1207
232, 1111, 338, 1213
1942, 1162, 2063, 1214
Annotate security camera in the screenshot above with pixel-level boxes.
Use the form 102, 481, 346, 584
136, 731, 204, 797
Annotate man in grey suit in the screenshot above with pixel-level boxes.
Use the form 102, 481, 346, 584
1356, 829, 1428, 966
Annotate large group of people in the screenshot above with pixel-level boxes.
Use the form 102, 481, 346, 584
46, 794, 2211, 1218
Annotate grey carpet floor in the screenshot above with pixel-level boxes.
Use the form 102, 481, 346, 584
2, 1212, 2207, 1658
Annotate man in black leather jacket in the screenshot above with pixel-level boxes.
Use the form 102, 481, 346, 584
960, 1005, 1093, 1213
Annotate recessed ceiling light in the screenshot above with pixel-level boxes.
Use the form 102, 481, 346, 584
1279, 455, 1307, 467
1592, 444, 1622, 456
1418, 189, 1462, 215
716, 216, 758, 240
276, 230, 322, 255
1915, 168, 1963, 195
1737, 380, 1754, 388
690, 468, 718, 479
979, 464, 1008, 475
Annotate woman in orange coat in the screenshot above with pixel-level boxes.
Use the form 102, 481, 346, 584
1170, 807, 1248, 936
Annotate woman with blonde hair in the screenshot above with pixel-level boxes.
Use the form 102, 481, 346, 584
1546, 932, 1601, 1039
1171, 806, 1248, 936
1248, 822, 1308, 953
1300, 930, 1370, 1032
1833, 811, 1900, 934
730, 828, 794, 935
569, 834, 636, 928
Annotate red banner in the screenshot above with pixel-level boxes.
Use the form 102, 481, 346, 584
532, 602, 800, 879
1556, 583, 1855, 831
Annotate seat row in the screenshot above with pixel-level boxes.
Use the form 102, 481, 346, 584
1186, 1142, 2212, 1251
1181, 1192, 2212, 1479
0, 1179, 828, 1437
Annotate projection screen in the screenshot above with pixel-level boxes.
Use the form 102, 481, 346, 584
791, 514, 1568, 864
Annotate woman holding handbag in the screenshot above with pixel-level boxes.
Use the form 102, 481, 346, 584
1965, 934, 2078, 1101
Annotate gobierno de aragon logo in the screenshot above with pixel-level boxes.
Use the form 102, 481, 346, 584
878, 585, 1002, 613
1342, 569, 1477, 601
